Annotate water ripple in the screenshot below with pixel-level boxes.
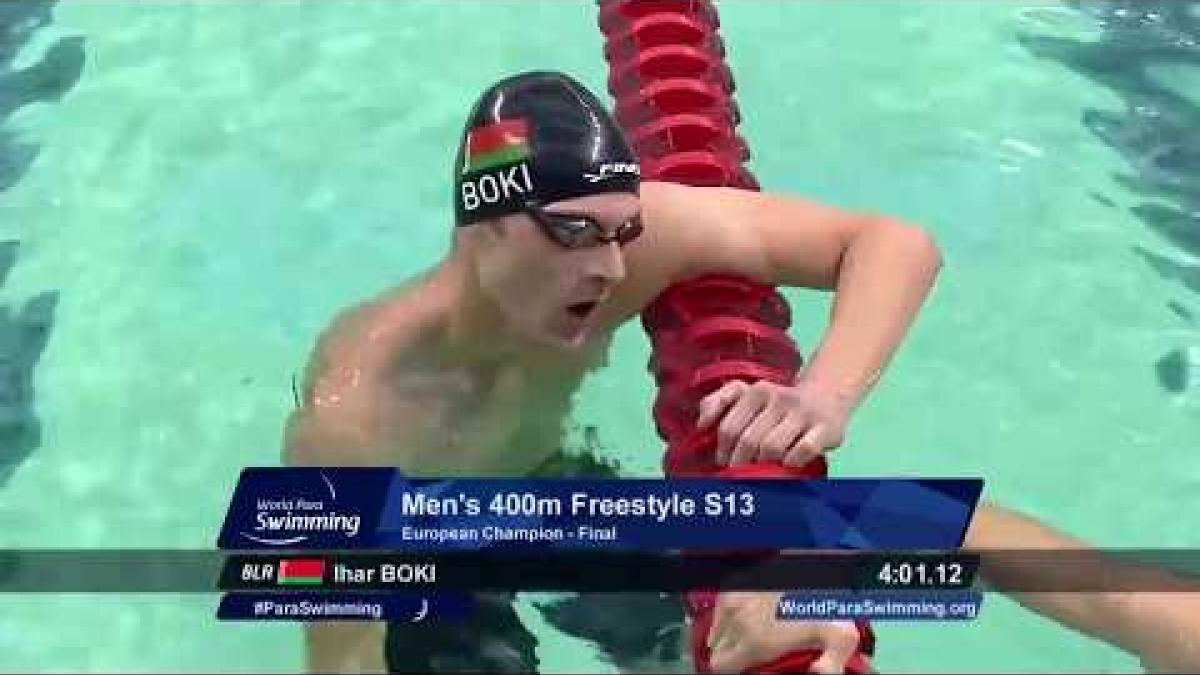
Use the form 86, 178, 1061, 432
1020, 0, 1200, 393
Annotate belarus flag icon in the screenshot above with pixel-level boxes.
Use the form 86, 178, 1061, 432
277, 559, 325, 586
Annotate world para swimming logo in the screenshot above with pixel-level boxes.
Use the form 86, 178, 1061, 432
234, 470, 363, 547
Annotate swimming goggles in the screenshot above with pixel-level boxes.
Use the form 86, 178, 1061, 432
524, 200, 643, 249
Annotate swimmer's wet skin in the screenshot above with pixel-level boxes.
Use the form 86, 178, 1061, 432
284, 68, 942, 674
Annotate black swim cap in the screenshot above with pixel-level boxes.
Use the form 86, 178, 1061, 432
453, 71, 640, 227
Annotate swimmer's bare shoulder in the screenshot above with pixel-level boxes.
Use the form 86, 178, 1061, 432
607, 181, 871, 321
283, 277, 442, 467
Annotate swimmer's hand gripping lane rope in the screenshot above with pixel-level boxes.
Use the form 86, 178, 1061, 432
596, 1, 874, 672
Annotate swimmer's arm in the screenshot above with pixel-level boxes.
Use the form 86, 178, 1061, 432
298, 622, 387, 675
283, 376, 389, 673
661, 183, 942, 408
283, 411, 389, 674
966, 503, 1200, 672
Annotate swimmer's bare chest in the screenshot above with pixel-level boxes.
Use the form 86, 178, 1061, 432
378, 360, 587, 477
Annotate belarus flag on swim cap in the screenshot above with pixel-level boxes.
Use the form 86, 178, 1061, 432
464, 118, 531, 174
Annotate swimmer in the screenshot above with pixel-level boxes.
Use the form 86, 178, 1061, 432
707, 502, 1200, 674
282, 70, 942, 673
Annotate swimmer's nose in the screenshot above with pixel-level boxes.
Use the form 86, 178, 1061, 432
588, 241, 626, 286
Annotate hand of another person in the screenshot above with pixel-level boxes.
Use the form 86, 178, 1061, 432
708, 591, 866, 674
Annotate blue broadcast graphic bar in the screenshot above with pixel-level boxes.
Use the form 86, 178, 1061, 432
217, 592, 475, 622
217, 468, 983, 551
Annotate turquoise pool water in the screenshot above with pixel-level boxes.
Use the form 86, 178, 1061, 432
1, 1, 1197, 672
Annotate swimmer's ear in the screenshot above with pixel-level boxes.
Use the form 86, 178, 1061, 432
459, 216, 510, 245
487, 215, 517, 238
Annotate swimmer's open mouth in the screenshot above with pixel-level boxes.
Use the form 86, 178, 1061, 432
567, 301, 599, 319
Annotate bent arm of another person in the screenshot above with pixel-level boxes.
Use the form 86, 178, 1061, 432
965, 503, 1200, 673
